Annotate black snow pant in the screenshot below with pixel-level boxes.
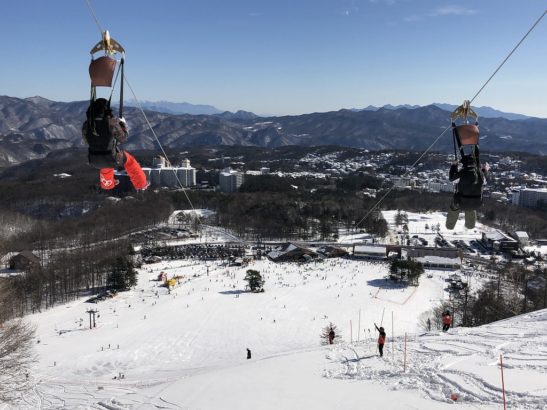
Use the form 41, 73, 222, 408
442, 324, 450, 332
378, 344, 384, 357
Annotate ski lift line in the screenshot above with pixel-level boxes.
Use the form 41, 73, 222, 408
351, 10, 546, 234
350, 124, 452, 232
124, 76, 200, 215
82, 0, 206, 235
83, 0, 190, 198
469, 9, 547, 106
84, 0, 103, 34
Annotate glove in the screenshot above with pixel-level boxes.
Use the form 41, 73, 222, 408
110, 117, 128, 143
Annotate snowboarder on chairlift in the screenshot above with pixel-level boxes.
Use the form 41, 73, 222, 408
374, 323, 386, 357
442, 311, 452, 332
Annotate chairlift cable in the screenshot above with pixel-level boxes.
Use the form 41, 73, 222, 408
124, 76, 200, 213
350, 9, 547, 235
469, 10, 547, 105
83, 0, 207, 237
84, 0, 103, 34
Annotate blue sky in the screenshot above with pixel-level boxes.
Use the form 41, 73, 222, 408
1, 0, 546, 116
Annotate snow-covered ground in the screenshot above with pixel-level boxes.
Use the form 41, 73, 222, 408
381, 209, 493, 243
3, 211, 546, 409
329, 310, 547, 409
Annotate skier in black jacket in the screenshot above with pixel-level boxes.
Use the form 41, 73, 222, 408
446, 155, 489, 230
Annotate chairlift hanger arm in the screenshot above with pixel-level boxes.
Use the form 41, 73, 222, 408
451, 100, 478, 122
90, 30, 125, 55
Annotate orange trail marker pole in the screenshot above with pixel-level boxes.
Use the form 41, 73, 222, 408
404, 332, 407, 372
500, 354, 507, 410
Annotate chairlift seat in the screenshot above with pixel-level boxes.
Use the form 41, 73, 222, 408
89, 56, 117, 87
454, 124, 480, 146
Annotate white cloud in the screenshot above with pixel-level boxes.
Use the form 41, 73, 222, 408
370, 0, 398, 4
429, 5, 477, 17
404, 4, 477, 22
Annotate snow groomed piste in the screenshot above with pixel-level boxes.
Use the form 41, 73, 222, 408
8, 212, 546, 409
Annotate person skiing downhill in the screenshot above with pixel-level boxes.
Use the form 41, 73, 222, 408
442, 311, 452, 332
328, 328, 335, 345
374, 323, 386, 357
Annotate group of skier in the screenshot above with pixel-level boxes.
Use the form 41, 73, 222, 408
325, 311, 452, 358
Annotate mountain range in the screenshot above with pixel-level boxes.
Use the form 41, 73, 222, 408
0, 95, 545, 167
358, 104, 531, 121
125, 99, 533, 121
122, 99, 222, 115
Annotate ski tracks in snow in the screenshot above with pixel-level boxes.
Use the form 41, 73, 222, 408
324, 312, 547, 409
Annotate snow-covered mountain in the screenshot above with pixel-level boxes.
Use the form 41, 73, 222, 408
7, 211, 546, 409
353, 103, 531, 120
121, 99, 222, 115
2, 95, 546, 168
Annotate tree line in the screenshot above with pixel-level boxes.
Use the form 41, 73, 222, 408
421, 264, 547, 331
0, 194, 173, 324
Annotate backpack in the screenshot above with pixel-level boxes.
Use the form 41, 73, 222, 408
83, 98, 119, 169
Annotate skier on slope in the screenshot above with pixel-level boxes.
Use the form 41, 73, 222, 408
328, 328, 335, 345
442, 311, 452, 332
374, 323, 386, 357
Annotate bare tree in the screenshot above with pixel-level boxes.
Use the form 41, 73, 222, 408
0, 320, 36, 404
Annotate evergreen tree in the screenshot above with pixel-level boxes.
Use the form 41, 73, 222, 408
389, 259, 424, 286
108, 256, 137, 291
125, 261, 138, 288
320, 322, 341, 345
244, 269, 264, 292
395, 210, 403, 226
362, 211, 388, 238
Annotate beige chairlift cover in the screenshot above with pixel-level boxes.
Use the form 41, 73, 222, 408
455, 124, 480, 146
89, 56, 117, 87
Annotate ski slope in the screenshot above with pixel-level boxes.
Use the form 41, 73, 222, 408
3, 211, 545, 409
6, 257, 546, 409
